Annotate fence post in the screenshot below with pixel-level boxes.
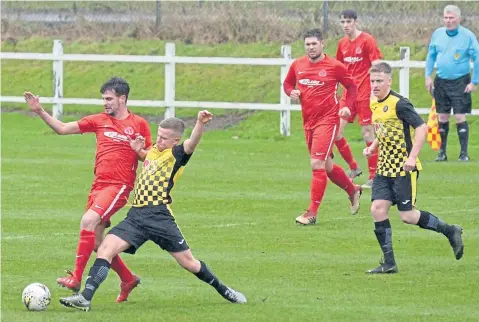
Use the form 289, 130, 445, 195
323, 0, 329, 33
52, 39, 64, 120
155, 0, 162, 28
399, 46, 410, 98
164, 43, 176, 119
280, 45, 292, 137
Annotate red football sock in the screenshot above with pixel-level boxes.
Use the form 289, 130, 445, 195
73, 230, 96, 281
366, 141, 378, 179
327, 164, 356, 197
308, 169, 328, 214
335, 137, 359, 170
111, 255, 135, 283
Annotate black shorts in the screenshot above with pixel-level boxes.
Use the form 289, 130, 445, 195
434, 74, 472, 115
108, 204, 189, 254
371, 172, 419, 211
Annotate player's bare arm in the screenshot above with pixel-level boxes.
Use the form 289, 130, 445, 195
363, 138, 379, 157
183, 110, 213, 155
404, 123, 427, 172
129, 135, 150, 161
24, 91, 81, 135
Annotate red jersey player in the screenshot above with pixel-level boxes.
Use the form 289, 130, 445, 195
24, 77, 152, 302
335, 9, 383, 189
283, 29, 362, 225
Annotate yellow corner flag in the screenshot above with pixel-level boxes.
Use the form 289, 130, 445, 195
427, 99, 441, 151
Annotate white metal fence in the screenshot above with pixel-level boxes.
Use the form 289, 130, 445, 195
1, 40, 477, 136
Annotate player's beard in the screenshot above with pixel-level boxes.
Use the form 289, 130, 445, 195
308, 52, 322, 60
105, 106, 116, 116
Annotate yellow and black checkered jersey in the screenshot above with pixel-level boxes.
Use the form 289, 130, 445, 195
133, 144, 192, 207
370, 90, 424, 177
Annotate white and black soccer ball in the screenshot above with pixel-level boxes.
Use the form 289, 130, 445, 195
22, 283, 51, 311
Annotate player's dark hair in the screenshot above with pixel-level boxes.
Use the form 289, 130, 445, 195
370, 62, 392, 75
100, 77, 130, 102
341, 9, 358, 20
303, 28, 323, 41
160, 117, 185, 136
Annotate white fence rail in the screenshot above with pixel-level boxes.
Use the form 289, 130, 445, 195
1, 40, 477, 136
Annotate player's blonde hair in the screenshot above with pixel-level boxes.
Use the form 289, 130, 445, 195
369, 62, 392, 76
159, 117, 185, 136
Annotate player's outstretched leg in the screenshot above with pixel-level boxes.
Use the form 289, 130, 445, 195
60, 258, 111, 311
367, 219, 398, 274
194, 260, 247, 304
172, 249, 247, 304
327, 164, 362, 215
94, 221, 139, 302
415, 210, 464, 260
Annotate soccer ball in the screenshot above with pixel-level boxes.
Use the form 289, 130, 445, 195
22, 283, 51, 311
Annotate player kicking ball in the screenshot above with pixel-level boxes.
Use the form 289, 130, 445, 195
60, 111, 246, 311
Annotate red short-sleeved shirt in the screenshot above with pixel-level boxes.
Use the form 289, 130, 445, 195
283, 55, 356, 129
78, 112, 152, 189
336, 32, 382, 102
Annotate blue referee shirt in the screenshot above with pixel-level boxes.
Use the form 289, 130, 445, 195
425, 25, 479, 85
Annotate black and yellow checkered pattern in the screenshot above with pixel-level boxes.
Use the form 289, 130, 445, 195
371, 91, 422, 178
133, 145, 186, 207
375, 119, 409, 177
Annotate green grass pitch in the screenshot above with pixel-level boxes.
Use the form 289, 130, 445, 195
1, 111, 478, 321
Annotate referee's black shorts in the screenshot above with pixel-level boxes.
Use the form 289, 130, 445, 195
108, 204, 189, 254
434, 74, 472, 115
371, 171, 419, 212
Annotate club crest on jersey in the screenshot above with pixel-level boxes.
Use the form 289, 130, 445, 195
355, 47, 362, 54
318, 70, 327, 77
454, 52, 460, 60
124, 127, 134, 135
383, 105, 388, 112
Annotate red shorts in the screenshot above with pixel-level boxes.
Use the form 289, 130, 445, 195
341, 99, 372, 125
86, 183, 132, 224
304, 124, 338, 160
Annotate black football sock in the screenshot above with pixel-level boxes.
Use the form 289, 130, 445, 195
416, 210, 454, 236
374, 219, 396, 265
194, 260, 227, 294
81, 258, 111, 301
456, 121, 469, 154
438, 122, 449, 152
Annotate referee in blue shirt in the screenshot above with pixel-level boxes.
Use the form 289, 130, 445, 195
425, 5, 479, 162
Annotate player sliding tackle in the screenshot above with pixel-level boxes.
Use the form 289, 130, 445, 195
60, 111, 247, 311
